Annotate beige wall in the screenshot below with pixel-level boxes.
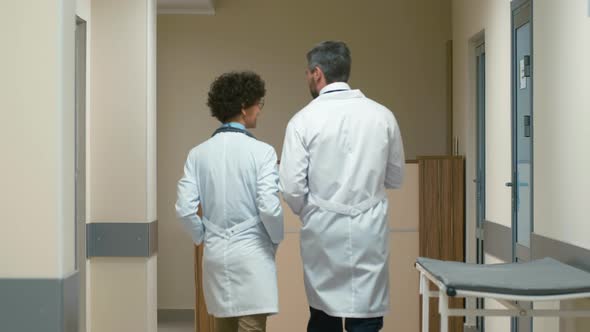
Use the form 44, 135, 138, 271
157, 0, 451, 160
483, 254, 511, 331
0, 0, 76, 278
157, 0, 450, 310
76, 0, 90, 20
533, 1, 590, 330
452, 0, 512, 237
560, 299, 590, 331
533, 0, 590, 250
534, 301, 560, 332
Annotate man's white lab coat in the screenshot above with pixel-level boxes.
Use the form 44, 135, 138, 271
280, 82, 404, 318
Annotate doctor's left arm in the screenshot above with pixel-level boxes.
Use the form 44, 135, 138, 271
278, 121, 310, 216
175, 150, 205, 245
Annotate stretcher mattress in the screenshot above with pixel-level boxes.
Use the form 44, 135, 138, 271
416, 257, 590, 297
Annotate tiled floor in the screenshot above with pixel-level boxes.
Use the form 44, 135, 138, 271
158, 320, 194, 332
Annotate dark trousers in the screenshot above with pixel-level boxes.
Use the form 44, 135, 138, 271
307, 307, 384, 332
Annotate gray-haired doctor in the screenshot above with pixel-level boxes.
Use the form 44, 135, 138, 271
280, 41, 405, 332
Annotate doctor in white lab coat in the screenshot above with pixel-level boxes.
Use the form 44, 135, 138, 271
176, 71, 283, 332
279, 41, 405, 332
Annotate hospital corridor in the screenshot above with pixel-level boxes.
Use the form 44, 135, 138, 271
1, 0, 590, 332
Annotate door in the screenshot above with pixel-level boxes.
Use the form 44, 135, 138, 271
75, 17, 87, 332
511, 1, 533, 331
475, 41, 486, 332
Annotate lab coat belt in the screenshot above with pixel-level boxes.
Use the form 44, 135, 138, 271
308, 192, 386, 216
201, 215, 261, 239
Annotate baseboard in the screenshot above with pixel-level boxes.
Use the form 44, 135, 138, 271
463, 325, 479, 332
158, 309, 194, 322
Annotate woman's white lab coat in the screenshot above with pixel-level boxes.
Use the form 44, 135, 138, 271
176, 131, 284, 317
279, 83, 405, 318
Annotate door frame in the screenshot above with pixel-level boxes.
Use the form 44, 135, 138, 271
510, 0, 534, 265
474, 40, 486, 332
510, 1, 534, 331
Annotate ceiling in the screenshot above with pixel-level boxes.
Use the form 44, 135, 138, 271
157, 0, 215, 14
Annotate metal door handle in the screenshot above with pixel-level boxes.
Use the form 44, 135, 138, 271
505, 182, 513, 187
524, 115, 531, 137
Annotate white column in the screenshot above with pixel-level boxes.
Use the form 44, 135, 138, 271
88, 0, 157, 331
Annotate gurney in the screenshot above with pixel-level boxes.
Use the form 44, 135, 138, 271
416, 257, 590, 332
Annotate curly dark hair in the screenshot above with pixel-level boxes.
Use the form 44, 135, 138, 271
207, 71, 266, 123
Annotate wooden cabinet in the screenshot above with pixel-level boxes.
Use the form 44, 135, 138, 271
418, 156, 465, 332
194, 207, 215, 332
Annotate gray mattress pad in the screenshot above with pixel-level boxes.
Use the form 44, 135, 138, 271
416, 257, 590, 297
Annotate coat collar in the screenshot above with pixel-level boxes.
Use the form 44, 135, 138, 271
319, 82, 351, 95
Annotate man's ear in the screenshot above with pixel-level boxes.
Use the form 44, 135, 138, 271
313, 66, 324, 83
313, 67, 326, 83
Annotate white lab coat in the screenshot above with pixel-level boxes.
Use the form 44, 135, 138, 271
176, 130, 284, 317
279, 82, 404, 318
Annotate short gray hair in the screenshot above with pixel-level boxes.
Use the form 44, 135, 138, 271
306, 41, 351, 84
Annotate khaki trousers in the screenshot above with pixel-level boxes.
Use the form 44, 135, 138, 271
215, 314, 268, 332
